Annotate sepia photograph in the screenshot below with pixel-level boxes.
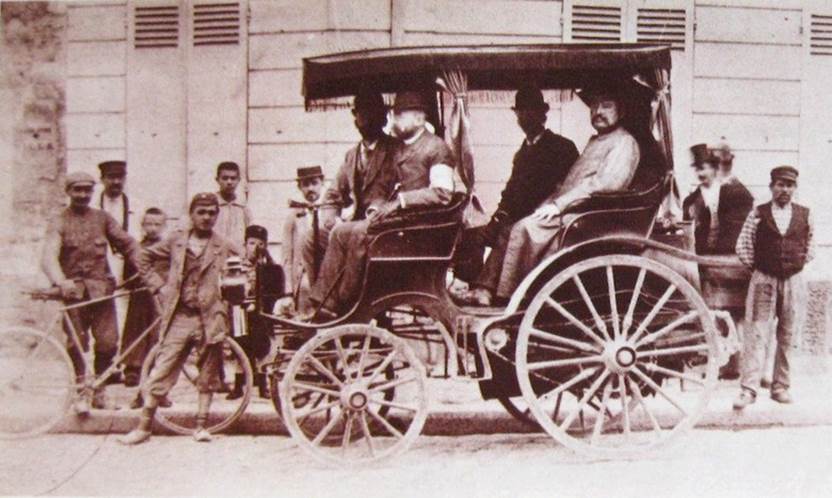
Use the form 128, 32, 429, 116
0, 0, 830, 496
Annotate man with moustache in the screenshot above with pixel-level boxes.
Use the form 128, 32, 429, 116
733, 166, 815, 409
494, 82, 643, 299
309, 90, 455, 315
452, 87, 579, 306
40, 172, 141, 412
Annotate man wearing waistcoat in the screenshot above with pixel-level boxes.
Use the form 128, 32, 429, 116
733, 165, 814, 409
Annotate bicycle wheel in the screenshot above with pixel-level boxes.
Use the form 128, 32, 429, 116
0, 327, 75, 439
140, 336, 253, 435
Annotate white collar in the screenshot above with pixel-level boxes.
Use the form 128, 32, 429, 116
525, 129, 546, 146
771, 202, 792, 212
361, 139, 379, 151
403, 128, 425, 145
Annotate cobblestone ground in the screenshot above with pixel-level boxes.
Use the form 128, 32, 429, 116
1, 426, 830, 497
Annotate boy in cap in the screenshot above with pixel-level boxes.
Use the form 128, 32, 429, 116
733, 166, 815, 409
453, 86, 579, 306
119, 192, 241, 444
40, 171, 141, 412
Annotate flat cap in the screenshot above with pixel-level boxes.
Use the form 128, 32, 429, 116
98, 160, 126, 176
189, 192, 219, 211
770, 165, 799, 183
296, 165, 324, 181
245, 224, 268, 242
65, 171, 96, 189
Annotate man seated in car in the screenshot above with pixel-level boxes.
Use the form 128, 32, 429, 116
492, 80, 645, 301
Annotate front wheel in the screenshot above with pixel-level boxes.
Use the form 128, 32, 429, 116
141, 336, 252, 435
515, 255, 719, 458
0, 327, 75, 439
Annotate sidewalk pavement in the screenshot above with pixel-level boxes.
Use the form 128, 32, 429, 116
54, 354, 831, 437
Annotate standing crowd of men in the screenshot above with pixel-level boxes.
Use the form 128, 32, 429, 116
39, 82, 814, 444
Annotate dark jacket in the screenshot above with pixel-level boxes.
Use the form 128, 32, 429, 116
754, 202, 811, 278
683, 178, 754, 255
497, 129, 579, 223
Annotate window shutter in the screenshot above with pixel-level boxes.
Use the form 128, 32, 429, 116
193, 2, 241, 46
571, 4, 623, 42
810, 14, 832, 56
134, 5, 179, 49
636, 8, 686, 51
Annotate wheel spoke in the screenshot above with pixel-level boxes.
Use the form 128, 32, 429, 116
621, 267, 646, 337
355, 334, 372, 377
341, 412, 354, 456
291, 381, 341, 398
636, 344, 709, 359
559, 371, 609, 432
333, 337, 351, 380
366, 349, 398, 385
634, 311, 701, 348
366, 407, 404, 439
311, 410, 344, 446
538, 367, 600, 404
544, 297, 606, 347
631, 367, 687, 417
590, 382, 613, 445
306, 354, 344, 388
642, 362, 705, 386
369, 398, 418, 413
618, 374, 631, 439
527, 354, 605, 371
359, 412, 376, 457
368, 375, 416, 394
572, 275, 610, 341
606, 266, 621, 340
528, 327, 600, 354
295, 399, 340, 421
627, 376, 662, 439
628, 284, 677, 344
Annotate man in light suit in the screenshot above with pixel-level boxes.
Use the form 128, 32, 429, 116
309, 90, 455, 315
118, 192, 241, 445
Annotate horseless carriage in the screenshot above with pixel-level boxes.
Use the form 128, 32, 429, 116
0, 43, 751, 467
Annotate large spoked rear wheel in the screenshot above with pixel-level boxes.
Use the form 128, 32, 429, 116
281, 324, 428, 467
0, 327, 75, 439
141, 336, 252, 435
516, 255, 719, 458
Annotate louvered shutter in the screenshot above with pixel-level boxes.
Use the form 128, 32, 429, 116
133, 4, 179, 49
810, 14, 832, 56
193, 2, 241, 46
636, 7, 686, 51
568, 3, 624, 42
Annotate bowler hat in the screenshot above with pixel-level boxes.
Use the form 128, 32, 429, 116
393, 91, 431, 113
296, 165, 324, 181
65, 171, 96, 190
245, 224, 268, 243
98, 160, 126, 176
353, 91, 388, 113
512, 87, 550, 112
770, 165, 799, 184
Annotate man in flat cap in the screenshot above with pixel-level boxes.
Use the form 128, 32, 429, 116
40, 171, 142, 412
453, 87, 579, 306
492, 81, 643, 299
302, 92, 399, 289
733, 165, 815, 410
119, 192, 241, 444
214, 161, 253, 247
309, 90, 456, 315
280, 166, 326, 315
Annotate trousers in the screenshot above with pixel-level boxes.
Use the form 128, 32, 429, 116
63, 296, 118, 377
142, 310, 223, 401
739, 270, 804, 394
309, 219, 371, 312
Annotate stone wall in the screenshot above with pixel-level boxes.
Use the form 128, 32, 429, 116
0, 2, 67, 327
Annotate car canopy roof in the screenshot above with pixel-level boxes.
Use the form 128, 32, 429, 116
302, 43, 672, 107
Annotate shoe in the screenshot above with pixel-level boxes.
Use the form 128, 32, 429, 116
193, 428, 212, 442
92, 388, 120, 410
123, 369, 140, 388
117, 429, 151, 445
732, 388, 756, 410
450, 287, 493, 307
760, 378, 772, 389
770, 389, 793, 404
73, 395, 91, 416
129, 393, 144, 410
226, 374, 244, 400
158, 395, 173, 408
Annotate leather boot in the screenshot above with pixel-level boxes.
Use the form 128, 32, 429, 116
226, 374, 244, 400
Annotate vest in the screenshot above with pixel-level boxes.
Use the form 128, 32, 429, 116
753, 202, 810, 278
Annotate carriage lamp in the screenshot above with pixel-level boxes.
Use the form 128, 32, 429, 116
484, 328, 509, 353
220, 256, 247, 305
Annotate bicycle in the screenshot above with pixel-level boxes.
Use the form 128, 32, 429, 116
0, 283, 252, 439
